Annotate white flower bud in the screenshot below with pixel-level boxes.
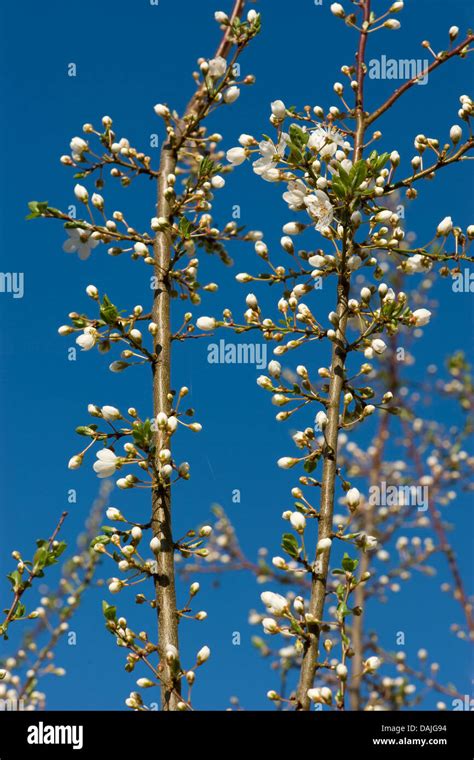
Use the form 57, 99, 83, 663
211, 175, 225, 189
346, 488, 361, 508
91, 193, 104, 210
196, 645, 210, 665
268, 360, 281, 378
317, 537, 332, 553
106, 508, 122, 521
262, 617, 279, 634
224, 86, 240, 104
154, 104, 170, 118
74, 184, 88, 203
282, 222, 305, 235
280, 235, 294, 253
214, 11, 229, 23
450, 124, 462, 144
336, 663, 348, 680
102, 405, 121, 421
271, 100, 286, 120
316, 410, 328, 430
364, 656, 381, 672
290, 512, 306, 534
196, 316, 216, 331
137, 678, 154, 688
86, 284, 99, 299
261, 591, 289, 615
436, 216, 453, 236
330, 3, 345, 18
277, 457, 298, 470
226, 147, 247, 165
371, 338, 387, 354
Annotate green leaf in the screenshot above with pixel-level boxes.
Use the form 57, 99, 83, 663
281, 533, 300, 559
331, 178, 348, 200
90, 535, 111, 548
341, 553, 359, 573
100, 294, 119, 325
349, 160, 367, 189
32, 546, 49, 573
26, 200, 49, 220
7, 571, 23, 593
102, 601, 117, 621
76, 425, 98, 437
132, 418, 153, 451
289, 124, 309, 149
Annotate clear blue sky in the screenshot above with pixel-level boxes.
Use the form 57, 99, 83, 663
0, 0, 472, 710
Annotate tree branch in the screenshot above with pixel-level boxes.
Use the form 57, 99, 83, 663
367, 34, 474, 126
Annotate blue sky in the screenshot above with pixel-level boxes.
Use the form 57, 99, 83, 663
0, 0, 472, 710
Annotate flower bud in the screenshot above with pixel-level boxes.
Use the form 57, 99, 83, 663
74, 184, 88, 203
196, 645, 210, 665
436, 216, 453, 236
290, 512, 306, 534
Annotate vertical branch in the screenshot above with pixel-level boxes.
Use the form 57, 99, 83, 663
296, 236, 350, 710
150, 0, 247, 711
295, 0, 371, 711
354, 0, 371, 161
152, 144, 179, 710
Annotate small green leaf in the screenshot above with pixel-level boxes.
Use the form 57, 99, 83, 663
281, 533, 299, 559
342, 553, 359, 573
102, 601, 117, 621
100, 294, 119, 325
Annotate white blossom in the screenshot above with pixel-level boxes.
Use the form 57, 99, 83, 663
404, 254, 432, 274
76, 327, 97, 351
63, 227, 100, 260
282, 179, 307, 210
304, 190, 334, 231
261, 591, 289, 615
208, 56, 227, 77
308, 125, 345, 160
93, 449, 118, 478
253, 135, 287, 181
226, 147, 247, 165
412, 308, 431, 327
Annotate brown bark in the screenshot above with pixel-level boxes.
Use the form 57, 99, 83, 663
150, 0, 247, 711
295, 0, 371, 710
